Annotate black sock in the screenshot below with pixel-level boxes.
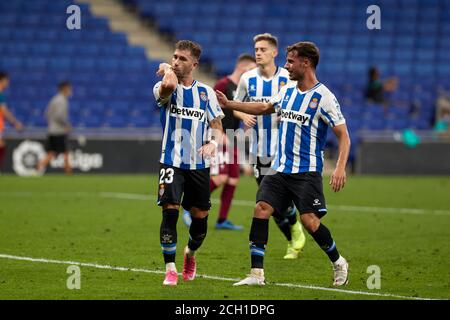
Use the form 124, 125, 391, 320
285, 203, 297, 225
249, 218, 269, 269
160, 209, 179, 264
272, 211, 292, 241
188, 215, 208, 251
310, 223, 340, 263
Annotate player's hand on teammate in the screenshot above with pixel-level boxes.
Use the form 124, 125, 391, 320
198, 141, 217, 159
241, 114, 257, 128
330, 167, 346, 192
156, 63, 173, 77
215, 90, 229, 107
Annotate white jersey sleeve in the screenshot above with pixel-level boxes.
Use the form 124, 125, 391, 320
269, 85, 288, 113
206, 86, 225, 123
153, 81, 171, 107
233, 75, 248, 102
319, 93, 346, 127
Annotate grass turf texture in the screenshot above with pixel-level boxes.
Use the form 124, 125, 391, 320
0, 174, 449, 300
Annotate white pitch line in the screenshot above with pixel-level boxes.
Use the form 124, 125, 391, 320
0, 253, 439, 300
98, 192, 450, 216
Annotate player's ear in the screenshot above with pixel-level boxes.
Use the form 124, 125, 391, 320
273, 48, 278, 59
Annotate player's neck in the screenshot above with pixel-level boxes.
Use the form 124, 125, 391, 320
258, 63, 277, 79
228, 71, 240, 85
178, 75, 195, 87
297, 73, 319, 92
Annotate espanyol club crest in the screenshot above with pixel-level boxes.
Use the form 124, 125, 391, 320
279, 81, 286, 87
200, 91, 208, 102
309, 98, 318, 109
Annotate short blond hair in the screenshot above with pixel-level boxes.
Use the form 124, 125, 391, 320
253, 33, 278, 48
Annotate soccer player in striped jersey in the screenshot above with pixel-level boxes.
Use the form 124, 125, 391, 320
216, 42, 351, 287
234, 33, 306, 259
153, 40, 224, 286
182, 53, 257, 230
0, 72, 23, 172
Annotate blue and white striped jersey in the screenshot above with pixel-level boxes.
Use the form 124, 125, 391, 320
153, 80, 224, 170
270, 82, 346, 173
234, 67, 290, 157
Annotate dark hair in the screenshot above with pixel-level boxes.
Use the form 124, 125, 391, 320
368, 66, 379, 80
175, 40, 202, 61
58, 81, 71, 90
253, 33, 278, 48
286, 42, 320, 69
0, 71, 9, 81
236, 53, 256, 64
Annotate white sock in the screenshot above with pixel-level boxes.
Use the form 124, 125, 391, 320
333, 256, 346, 266
166, 262, 176, 272
251, 268, 264, 278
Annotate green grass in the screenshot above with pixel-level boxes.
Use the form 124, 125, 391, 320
0, 174, 449, 300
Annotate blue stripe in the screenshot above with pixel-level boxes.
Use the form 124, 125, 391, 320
161, 243, 177, 248
250, 251, 265, 257
248, 77, 257, 97
321, 109, 335, 127
162, 250, 176, 255
318, 208, 327, 212
315, 118, 328, 172
284, 92, 305, 172
299, 92, 322, 171
250, 247, 265, 254
181, 88, 194, 165
262, 81, 273, 156
325, 241, 336, 253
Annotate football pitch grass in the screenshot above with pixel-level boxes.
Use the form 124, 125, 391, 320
0, 174, 449, 300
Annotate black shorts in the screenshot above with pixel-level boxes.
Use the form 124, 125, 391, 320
253, 156, 276, 185
46, 135, 68, 154
256, 171, 327, 218
157, 163, 211, 211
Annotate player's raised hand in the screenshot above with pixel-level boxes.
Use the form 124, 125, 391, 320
215, 90, 229, 107
330, 167, 346, 192
156, 63, 172, 77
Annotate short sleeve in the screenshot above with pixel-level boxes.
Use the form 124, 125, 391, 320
233, 76, 248, 102
206, 87, 225, 123
319, 93, 346, 127
153, 81, 170, 107
270, 86, 287, 112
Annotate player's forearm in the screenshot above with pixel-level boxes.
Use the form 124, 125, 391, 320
3, 106, 20, 126
209, 118, 223, 144
225, 101, 273, 115
160, 69, 178, 96
233, 110, 248, 120
335, 129, 351, 170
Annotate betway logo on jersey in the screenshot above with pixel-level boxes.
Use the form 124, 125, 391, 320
170, 104, 205, 121
249, 96, 271, 103
281, 110, 311, 125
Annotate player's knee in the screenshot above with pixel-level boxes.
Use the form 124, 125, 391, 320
254, 201, 273, 219
300, 213, 320, 233
190, 207, 208, 219
163, 204, 179, 211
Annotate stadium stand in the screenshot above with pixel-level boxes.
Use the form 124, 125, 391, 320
123, 0, 450, 161
0, 0, 162, 129
1, 0, 449, 159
